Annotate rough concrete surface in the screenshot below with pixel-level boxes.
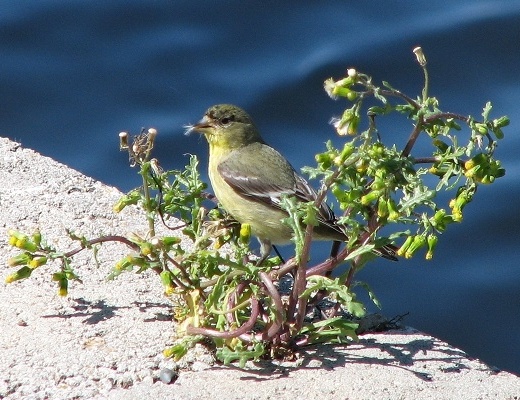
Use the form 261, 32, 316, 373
0, 137, 518, 400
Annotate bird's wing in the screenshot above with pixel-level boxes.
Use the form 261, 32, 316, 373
217, 143, 340, 228
293, 174, 337, 224
217, 143, 300, 209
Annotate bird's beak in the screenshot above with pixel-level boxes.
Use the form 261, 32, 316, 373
184, 115, 213, 136
192, 115, 212, 133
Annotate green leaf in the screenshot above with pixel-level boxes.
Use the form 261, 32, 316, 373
354, 281, 382, 309
216, 342, 265, 368
300, 316, 359, 344
344, 244, 376, 262
481, 101, 492, 122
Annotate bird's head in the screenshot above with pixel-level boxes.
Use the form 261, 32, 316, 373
188, 104, 264, 150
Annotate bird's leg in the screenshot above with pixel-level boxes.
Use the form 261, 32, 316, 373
329, 240, 341, 259
326, 241, 342, 277
256, 238, 272, 267
272, 245, 285, 264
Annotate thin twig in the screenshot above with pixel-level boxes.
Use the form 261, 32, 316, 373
424, 112, 469, 124
379, 89, 420, 109
413, 157, 438, 164
64, 235, 140, 258
401, 116, 424, 158
163, 253, 193, 286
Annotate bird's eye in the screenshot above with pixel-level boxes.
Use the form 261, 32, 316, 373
220, 115, 233, 125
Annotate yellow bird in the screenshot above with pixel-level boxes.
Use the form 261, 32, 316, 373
189, 104, 397, 264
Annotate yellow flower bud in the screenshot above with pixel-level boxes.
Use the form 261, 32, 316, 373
114, 256, 133, 271
58, 279, 68, 296
28, 256, 48, 269
387, 198, 400, 222
160, 270, 175, 295
8, 253, 32, 267
361, 190, 383, 206
397, 235, 414, 257
5, 266, 33, 283
8, 235, 18, 246
355, 159, 368, 173
240, 223, 252, 245
452, 210, 463, 222
425, 234, 438, 260
10, 233, 37, 252
140, 242, 153, 256
404, 235, 427, 259
377, 199, 388, 218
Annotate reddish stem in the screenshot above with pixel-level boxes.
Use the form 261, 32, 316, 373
186, 297, 260, 339
259, 272, 284, 338
64, 235, 140, 257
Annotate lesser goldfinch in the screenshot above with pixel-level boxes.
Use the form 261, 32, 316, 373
188, 104, 396, 264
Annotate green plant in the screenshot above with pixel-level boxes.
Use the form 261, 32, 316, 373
5, 48, 506, 366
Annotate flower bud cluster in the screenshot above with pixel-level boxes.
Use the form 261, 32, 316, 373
324, 70, 363, 136
471, 116, 509, 140
428, 208, 455, 232
8, 229, 40, 252
463, 153, 505, 184
6, 230, 49, 284
449, 187, 474, 222
397, 233, 438, 259
324, 69, 359, 101
315, 142, 355, 170
376, 198, 400, 222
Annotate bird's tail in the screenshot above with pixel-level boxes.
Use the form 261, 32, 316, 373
373, 244, 399, 261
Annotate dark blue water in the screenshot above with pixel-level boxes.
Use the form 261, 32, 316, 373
2, 1, 519, 374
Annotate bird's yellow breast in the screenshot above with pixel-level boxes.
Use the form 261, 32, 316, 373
208, 144, 293, 244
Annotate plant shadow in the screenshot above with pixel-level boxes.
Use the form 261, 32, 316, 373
230, 330, 475, 382
42, 298, 171, 324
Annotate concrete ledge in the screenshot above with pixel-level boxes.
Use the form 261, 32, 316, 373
0, 137, 518, 399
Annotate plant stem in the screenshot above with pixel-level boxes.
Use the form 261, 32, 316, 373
141, 166, 156, 237
259, 272, 284, 338
379, 89, 420, 110
421, 64, 429, 101
287, 223, 314, 331
424, 112, 469, 124
306, 245, 350, 276
401, 116, 424, 158
186, 297, 259, 339
64, 235, 140, 257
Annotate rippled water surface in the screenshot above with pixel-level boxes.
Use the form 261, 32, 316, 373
1, 1, 519, 374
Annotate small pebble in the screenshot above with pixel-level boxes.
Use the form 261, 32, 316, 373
159, 368, 177, 384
